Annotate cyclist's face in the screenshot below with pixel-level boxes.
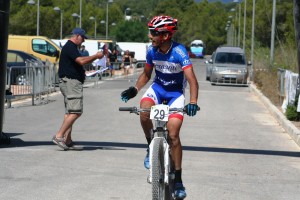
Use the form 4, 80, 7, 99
149, 31, 166, 47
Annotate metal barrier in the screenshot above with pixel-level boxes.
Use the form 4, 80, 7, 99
99, 61, 146, 82
5, 60, 146, 107
5, 59, 56, 108
277, 68, 285, 103
277, 68, 298, 106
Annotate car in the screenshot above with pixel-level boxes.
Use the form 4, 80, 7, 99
205, 51, 216, 81
205, 46, 251, 85
6, 49, 42, 85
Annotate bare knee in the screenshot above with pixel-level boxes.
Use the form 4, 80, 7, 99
169, 133, 181, 147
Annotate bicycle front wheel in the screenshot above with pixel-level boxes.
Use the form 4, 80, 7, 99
151, 138, 165, 200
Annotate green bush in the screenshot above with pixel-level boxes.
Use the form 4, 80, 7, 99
285, 104, 299, 121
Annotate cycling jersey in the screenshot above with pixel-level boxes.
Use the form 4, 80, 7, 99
146, 41, 192, 92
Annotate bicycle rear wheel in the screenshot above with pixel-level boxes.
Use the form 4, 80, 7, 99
151, 138, 165, 200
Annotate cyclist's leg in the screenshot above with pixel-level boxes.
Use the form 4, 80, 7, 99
167, 93, 185, 171
167, 117, 183, 171
167, 94, 187, 198
140, 84, 161, 169
140, 83, 160, 140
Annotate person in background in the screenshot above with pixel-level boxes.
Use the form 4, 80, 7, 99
108, 49, 118, 77
80, 45, 89, 56
52, 28, 107, 150
120, 16, 199, 199
122, 50, 132, 75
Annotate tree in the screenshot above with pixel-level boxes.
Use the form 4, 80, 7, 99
114, 20, 148, 42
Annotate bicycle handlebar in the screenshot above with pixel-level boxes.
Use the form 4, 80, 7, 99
119, 107, 137, 112
119, 106, 200, 113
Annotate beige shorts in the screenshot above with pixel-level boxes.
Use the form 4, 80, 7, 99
124, 65, 131, 69
59, 77, 83, 114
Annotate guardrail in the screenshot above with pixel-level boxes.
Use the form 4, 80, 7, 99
5, 59, 57, 108
84, 61, 146, 86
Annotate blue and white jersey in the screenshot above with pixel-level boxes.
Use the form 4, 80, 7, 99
146, 41, 192, 92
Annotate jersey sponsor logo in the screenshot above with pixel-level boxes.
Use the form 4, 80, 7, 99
182, 59, 190, 65
154, 61, 182, 74
146, 93, 157, 101
174, 46, 186, 58
156, 76, 177, 86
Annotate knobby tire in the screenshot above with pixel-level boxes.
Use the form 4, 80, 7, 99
152, 138, 165, 200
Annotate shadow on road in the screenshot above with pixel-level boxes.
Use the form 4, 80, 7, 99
1, 133, 299, 157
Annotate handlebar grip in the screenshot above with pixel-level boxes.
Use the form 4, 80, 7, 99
182, 106, 201, 113
119, 107, 136, 111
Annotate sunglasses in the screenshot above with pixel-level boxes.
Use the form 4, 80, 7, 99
149, 30, 160, 36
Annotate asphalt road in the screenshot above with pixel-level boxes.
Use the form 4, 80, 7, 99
1, 58, 300, 200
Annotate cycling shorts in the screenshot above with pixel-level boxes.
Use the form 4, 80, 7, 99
141, 83, 185, 120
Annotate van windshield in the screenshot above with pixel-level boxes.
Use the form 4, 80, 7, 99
191, 43, 203, 47
215, 52, 245, 64
32, 39, 58, 57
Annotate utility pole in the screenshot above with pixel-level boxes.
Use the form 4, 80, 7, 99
0, 0, 11, 145
293, 0, 300, 96
243, 0, 247, 51
270, 0, 276, 66
250, 0, 256, 81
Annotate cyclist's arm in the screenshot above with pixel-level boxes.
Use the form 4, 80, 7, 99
184, 66, 199, 104
135, 64, 153, 91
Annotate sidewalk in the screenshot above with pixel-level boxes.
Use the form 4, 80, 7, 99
250, 83, 300, 147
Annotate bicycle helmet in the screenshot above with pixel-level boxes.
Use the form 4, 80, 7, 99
148, 16, 178, 34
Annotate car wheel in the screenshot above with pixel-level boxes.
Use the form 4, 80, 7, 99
16, 75, 27, 85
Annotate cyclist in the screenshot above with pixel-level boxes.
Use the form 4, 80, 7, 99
121, 15, 199, 199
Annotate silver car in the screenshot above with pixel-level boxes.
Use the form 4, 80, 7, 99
205, 51, 215, 81
206, 46, 250, 85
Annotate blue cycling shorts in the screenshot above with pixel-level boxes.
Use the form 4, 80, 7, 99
140, 83, 185, 120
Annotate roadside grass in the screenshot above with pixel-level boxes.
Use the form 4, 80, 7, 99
252, 44, 298, 108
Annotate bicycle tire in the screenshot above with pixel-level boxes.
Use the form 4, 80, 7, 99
151, 138, 165, 200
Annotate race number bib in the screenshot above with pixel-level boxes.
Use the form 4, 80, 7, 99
150, 104, 169, 121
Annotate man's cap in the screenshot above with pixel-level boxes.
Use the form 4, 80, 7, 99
71, 28, 89, 39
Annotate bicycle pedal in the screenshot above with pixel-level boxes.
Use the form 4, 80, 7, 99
172, 194, 183, 200
173, 196, 183, 200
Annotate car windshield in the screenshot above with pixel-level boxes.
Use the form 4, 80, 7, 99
215, 52, 245, 64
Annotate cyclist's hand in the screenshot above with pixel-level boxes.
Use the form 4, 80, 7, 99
121, 86, 138, 102
184, 103, 199, 116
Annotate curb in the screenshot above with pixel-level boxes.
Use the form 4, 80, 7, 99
250, 83, 300, 147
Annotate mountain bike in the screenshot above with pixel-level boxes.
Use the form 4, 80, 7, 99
119, 104, 199, 200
